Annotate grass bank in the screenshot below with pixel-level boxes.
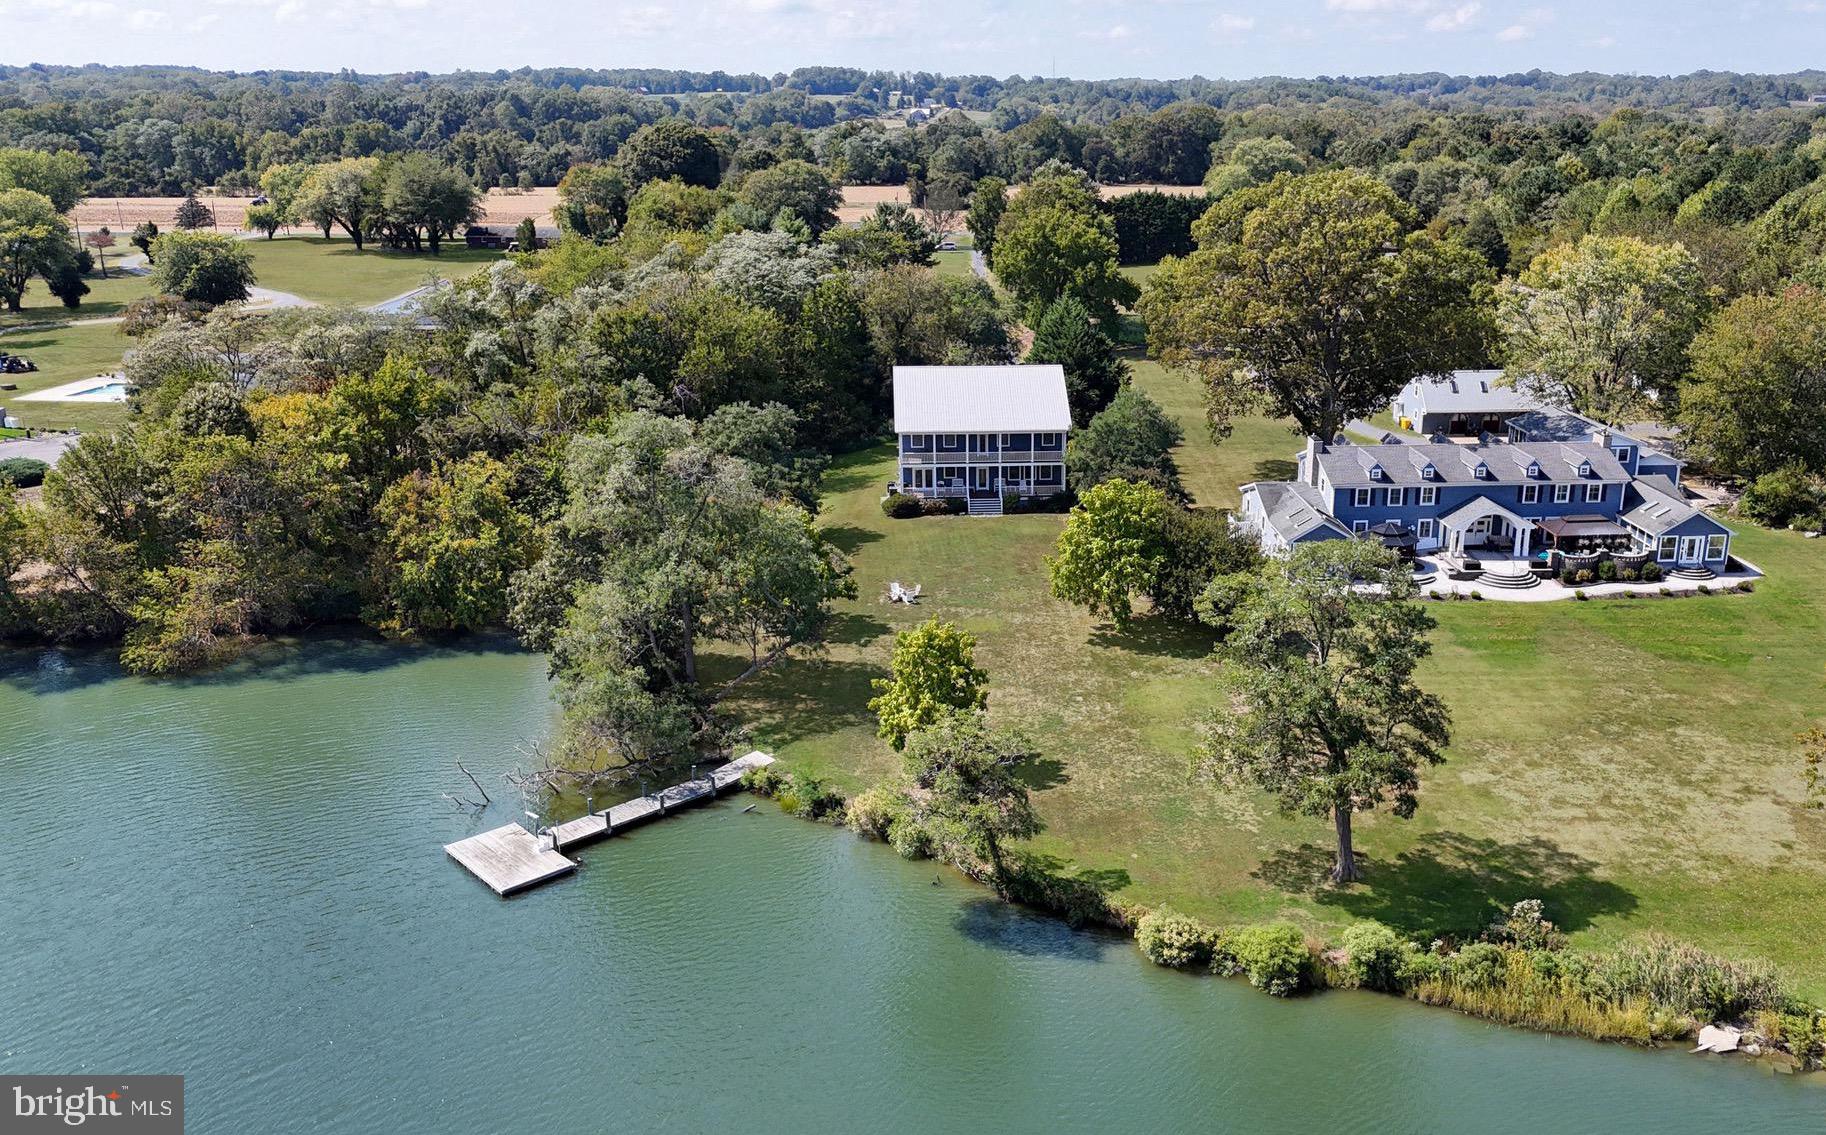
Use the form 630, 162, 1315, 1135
241, 236, 500, 306
718, 362, 1826, 999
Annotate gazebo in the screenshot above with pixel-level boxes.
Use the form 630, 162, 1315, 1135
1437, 496, 1531, 560
1365, 520, 1418, 559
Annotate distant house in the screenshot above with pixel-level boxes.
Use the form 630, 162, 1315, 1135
1392, 370, 1537, 437
905, 108, 932, 125
891, 364, 1070, 516
464, 224, 559, 250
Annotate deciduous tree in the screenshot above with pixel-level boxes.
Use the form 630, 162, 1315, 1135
1047, 478, 1171, 629
1677, 286, 1826, 480
1067, 388, 1184, 498
368, 454, 535, 637
868, 617, 990, 749
1025, 295, 1129, 425
1497, 234, 1704, 425
148, 231, 256, 306
1143, 170, 1493, 444
900, 709, 1043, 890
1193, 539, 1449, 883
0, 188, 73, 312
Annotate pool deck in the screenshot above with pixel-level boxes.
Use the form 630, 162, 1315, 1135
444, 751, 775, 896
16, 375, 129, 402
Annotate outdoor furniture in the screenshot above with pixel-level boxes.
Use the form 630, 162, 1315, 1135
887, 582, 922, 604
1366, 520, 1418, 559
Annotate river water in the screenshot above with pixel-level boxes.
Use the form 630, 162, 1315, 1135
1, 637, 1819, 1133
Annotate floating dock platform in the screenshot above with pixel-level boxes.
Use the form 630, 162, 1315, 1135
444, 751, 774, 896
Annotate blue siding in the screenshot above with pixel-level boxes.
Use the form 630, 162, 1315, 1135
1324, 480, 1622, 531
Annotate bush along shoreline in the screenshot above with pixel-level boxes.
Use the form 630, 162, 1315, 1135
741, 767, 1825, 1075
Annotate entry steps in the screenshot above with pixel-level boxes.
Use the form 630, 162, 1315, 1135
967, 496, 1004, 517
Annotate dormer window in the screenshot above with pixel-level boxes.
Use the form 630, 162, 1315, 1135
1422, 464, 1436, 480
1474, 462, 1490, 479
1577, 460, 1592, 477
1526, 461, 1541, 478
1368, 464, 1384, 481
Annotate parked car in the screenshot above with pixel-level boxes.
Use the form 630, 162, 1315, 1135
249, 194, 269, 206
938, 241, 958, 251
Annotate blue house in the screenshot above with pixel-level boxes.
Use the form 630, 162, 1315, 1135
891, 364, 1071, 517
1238, 424, 1736, 577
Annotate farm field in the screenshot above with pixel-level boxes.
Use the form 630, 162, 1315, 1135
71, 187, 559, 232
720, 361, 1826, 999
241, 237, 501, 307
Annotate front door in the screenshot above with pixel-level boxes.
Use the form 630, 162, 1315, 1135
1678, 536, 1702, 564
972, 467, 991, 494
1469, 518, 1491, 545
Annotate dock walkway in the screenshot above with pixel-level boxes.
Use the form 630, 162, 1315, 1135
444, 751, 775, 896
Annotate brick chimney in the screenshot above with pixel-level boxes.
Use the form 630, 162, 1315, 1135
1303, 435, 1325, 487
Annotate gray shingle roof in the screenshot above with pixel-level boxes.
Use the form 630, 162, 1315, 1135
1246, 481, 1351, 543
1619, 474, 1720, 536
892, 365, 1072, 434
1399, 370, 1537, 416
1315, 440, 1629, 488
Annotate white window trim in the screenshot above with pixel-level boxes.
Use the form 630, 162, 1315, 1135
1386, 487, 1403, 507
1418, 486, 1438, 506
1520, 484, 1540, 504
1038, 432, 1059, 448
1658, 535, 1678, 560
1352, 520, 1370, 534
1584, 483, 1604, 503
1417, 518, 1436, 540
940, 434, 960, 448
1353, 488, 1372, 507
1613, 447, 1631, 463
1553, 484, 1572, 503
1706, 534, 1727, 559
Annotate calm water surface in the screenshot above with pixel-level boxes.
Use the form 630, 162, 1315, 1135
1, 637, 1820, 1133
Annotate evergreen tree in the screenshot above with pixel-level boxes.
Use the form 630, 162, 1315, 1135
173, 192, 214, 231
1025, 296, 1129, 425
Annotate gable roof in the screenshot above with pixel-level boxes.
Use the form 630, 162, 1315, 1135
1316, 439, 1629, 488
1245, 481, 1351, 544
892, 365, 1072, 434
1507, 408, 1684, 468
1399, 370, 1537, 416
1620, 475, 1729, 537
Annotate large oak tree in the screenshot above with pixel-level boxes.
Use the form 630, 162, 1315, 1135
1142, 170, 1493, 444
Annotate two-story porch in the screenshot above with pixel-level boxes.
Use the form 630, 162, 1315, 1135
890, 365, 1073, 514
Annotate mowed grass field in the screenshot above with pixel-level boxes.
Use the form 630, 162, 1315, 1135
241, 237, 501, 307
719, 360, 1826, 998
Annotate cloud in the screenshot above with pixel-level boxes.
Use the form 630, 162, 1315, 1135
126, 5, 166, 25
1213, 11, 1255, 32
1079, 22, 1132, 39
1496, 6, 1553, 39
1425, 1, 1479, 30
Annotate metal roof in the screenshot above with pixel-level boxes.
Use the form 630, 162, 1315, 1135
1399, 370, 1538, 416
892, 365, 1072, 434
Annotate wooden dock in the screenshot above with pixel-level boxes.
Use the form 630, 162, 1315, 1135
444, 751, 775, 896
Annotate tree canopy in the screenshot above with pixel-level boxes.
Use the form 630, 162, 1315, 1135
869, 617, 990, 749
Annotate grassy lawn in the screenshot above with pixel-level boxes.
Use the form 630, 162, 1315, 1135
0, 269, 153, 329
933, 250, 977, 280
0, 322, 132, 432
1120, 261, 1164, 291
242, 237, 501, 306
720, 360, 1826, 999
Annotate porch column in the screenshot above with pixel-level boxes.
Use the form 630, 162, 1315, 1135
1512, 522, 1526, 557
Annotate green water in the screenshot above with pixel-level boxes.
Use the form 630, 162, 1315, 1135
1, 637, 1820, 1133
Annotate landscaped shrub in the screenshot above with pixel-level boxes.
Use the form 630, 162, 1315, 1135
1135, 907, 1221, 969
921, 497, 967, 516
1574, 568, 1595, 584
1795, 512, 1826, 535
1597, 559, 1618, 581
1658, 585, 1672, 596
1339, 921, 1411, 992
1468, 589, 1482, 600
882, 494, 923, 519
1559, 568, 1578, 585
1618, 567, 1638, 581
1397, 949, 1446, 987
1736, 580, 1754, 593
1574, 589, 1587, 600
743, 764, 789, 795
1641, 562, 1664, 582
1698, 583, 1711, 595
1221, 922, 1310, 996
0, 457, 48, 487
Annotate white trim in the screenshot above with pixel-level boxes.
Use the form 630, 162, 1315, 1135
1584, 483, 1604, 503
1352, 520, 1370, 534
940, 433, 960, 448
1520, 484, 1540, 504
1417, 518, 1436, 541
1418, 485, 1438, 506
1353, 488, 1372, 507
1553, 484, 1572, 503
1706, 534, 1728, 560
1658, 535, 1678, 560
1386, 487, 1403, 507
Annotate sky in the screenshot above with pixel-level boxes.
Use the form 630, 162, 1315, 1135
0, 0, 1823, 81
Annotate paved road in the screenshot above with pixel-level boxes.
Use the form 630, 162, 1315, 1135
0, 433, 80, 464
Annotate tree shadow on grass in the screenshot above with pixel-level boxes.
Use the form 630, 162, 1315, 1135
1252, 830, 1638, 940
1016, 755, 1070, 792
732, 657, 882, 748
1086, 612, 1215, 660
820, 447, 893, 498
822, 524, 885, 556
1253, 457, 1297, 482
827, 611, 891, 647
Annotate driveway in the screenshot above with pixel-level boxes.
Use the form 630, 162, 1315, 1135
0, 433, 80, 464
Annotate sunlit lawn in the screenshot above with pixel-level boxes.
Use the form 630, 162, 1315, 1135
241, 236, 501, 307
0, 269, 153, 329
0, 323, 133, 433
721, 358, 1826, 998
